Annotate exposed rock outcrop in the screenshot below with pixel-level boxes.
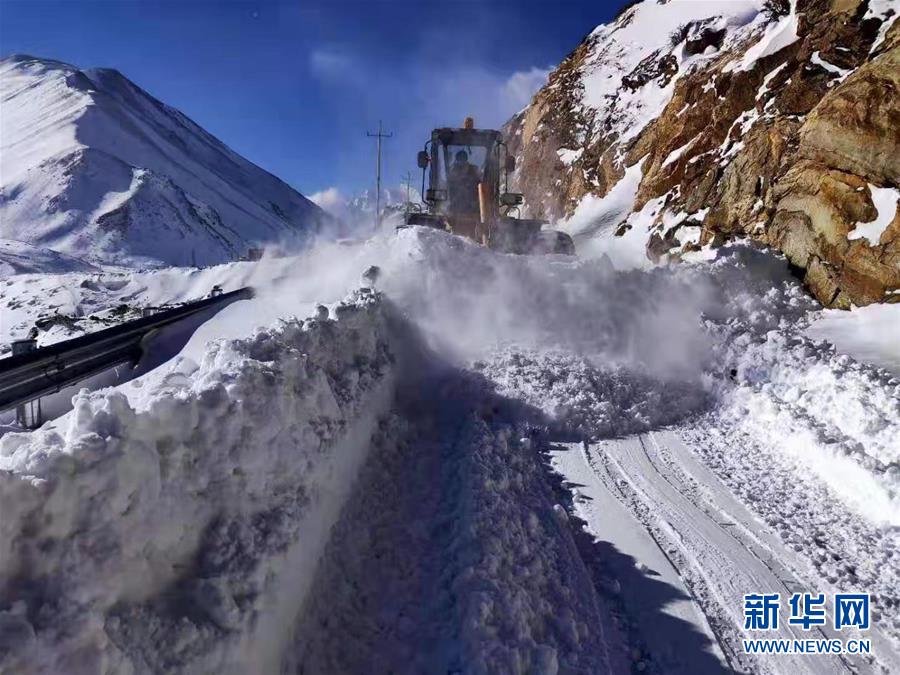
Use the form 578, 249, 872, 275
506, 0, 899, 307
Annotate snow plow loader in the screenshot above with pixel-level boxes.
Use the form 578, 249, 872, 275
404, 118, 575, 255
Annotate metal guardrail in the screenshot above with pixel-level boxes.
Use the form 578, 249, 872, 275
0, 287, 254, 413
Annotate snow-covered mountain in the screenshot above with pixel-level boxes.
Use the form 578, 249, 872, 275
0, 55, 335, 269
506, 0, 899, 308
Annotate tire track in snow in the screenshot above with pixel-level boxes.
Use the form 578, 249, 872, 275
677, 420, 900, 669
644, 430, 900, 673
549, 442, 732, 674
587, 430, 857, 674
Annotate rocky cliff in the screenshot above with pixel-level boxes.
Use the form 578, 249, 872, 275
505, 0, 898, 307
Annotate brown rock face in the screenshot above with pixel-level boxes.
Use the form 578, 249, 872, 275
798, 48, 900, 185
769, 44, 900, 305
505, 0, 899, 307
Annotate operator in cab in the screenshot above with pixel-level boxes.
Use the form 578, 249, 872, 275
448, 150, 481, 216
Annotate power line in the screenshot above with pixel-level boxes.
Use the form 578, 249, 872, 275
366, 120, 393, 229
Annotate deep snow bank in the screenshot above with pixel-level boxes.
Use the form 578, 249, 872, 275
287, 367, 623, 674
0, 289, 397, 674
805, 303, 900, 378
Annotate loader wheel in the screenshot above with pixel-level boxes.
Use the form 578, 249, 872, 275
532, 230, 575, 256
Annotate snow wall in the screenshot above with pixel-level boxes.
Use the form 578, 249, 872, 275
0, 289, 398, 674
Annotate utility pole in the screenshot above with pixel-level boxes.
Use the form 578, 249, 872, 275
367, 120, 392, 229
401, 171, 413, 216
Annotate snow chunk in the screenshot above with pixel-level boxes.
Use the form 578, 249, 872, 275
557, 147, 584, 165
726, 0, 799, 73
810, 50, 852, 83
848, 184, 899, 246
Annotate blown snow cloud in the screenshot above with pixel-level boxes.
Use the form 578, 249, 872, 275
309, 187, 347, 215
502, 66, 551, 111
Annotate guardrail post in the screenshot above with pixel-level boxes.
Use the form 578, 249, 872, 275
11, 338, 41, 428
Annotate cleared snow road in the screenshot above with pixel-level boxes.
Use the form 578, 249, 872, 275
552, 429, 899, 675
550, 441, 729, 674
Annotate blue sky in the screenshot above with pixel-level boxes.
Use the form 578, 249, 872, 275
0, 0, 623, 203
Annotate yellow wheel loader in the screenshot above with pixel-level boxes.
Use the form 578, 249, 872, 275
403, 118, 575, 255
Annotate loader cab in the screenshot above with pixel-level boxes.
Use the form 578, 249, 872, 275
416, 126, 516, 220
406, 119, 573, 256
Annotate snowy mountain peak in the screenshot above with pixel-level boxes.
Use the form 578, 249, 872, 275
0, 54, 334, 269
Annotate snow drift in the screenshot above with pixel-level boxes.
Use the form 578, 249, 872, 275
0, 290, 397, 673
0, 55, 334, 269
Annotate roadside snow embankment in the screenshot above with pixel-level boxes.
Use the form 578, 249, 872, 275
806, 302, 900, 378
288, 368, 622, 674
0, 289, 397, 674
719, 327, 900, 526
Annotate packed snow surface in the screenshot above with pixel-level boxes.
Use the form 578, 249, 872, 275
1, 227, 899, 673
0, 55, 333, 269
806, 303, 900, 377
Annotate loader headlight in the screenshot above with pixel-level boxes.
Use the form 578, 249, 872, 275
426, 188, 448, 202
